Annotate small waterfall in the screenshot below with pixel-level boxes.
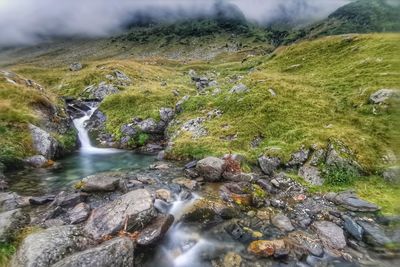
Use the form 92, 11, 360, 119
72, 106, 118, 154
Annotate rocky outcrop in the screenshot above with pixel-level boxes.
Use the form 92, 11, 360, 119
105, 70, 132, 86
28, 124, 59, 159
357, 221, 391, 246
52, 237, 134, 267
137, 214, 174, 246
83, 82, 119, 100
196, 157, 226, 182
369, 89, 398, 104
12, 225, 90, 267
84, 189, 156, 240
0, 209, 29, 242
298, 165, 323, 185
0, 192, 27, 211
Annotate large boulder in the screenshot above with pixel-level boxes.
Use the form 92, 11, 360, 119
52, 237, 134, 267
11, 225, 90, 267
80, 172, 127, 192
84, 189, 156, 240
137, 214, 174, 246
325, 191, 379, 212
369, 89, 397, 104
28, 124, 59, 159
159, 107, 175, 122
196, 157, 226, 182
312, 221, 347, 250
0, 209, 29, 242
258, 156, 281, 176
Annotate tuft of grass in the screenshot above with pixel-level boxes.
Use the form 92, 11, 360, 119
323, 165, 358, 186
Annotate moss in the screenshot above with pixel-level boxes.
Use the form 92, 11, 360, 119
136, 133, 150, 146
0, 243, 16, 267
74, 180, 85, 190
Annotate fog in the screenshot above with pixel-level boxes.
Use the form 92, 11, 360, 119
0, 0, 349, 46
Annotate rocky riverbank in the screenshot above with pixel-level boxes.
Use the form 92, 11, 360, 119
1, 156, 399, 267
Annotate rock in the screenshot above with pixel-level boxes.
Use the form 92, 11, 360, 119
229, 83, 249, 94
312, 221, 347, 250
325, 141, 360, 172
369, 89, 397, 104
160, 107, 175, 122
258, 156, 280, 176
223, 252, 242, 267
175, 95, 190, 113
298, 165, 324, 186
247, 239, 287, 257
268, 88, 277, 97
357, 221, 391, 246
0, 192, 27, 211
383, 166, 400, 183
52, 237, 134, 267
155, 189, 172, 203
196, 157, 226, 182
69, 62, 82, 71
184, 160, 198, 169
157, 150, 165, 160
84, 82, 119, 100
80, 172, 127, 192
342, 215, 363, 241
325, 191, 380, 212
172, 178, 197, 191
29, 195, 55, 205
188, 69, 199, 80
287, 147, 310, 168
181, 117, 207, 138
113, 70, 132, 86
11, 225, 90, 267
69, 203, 91, 224
182, 198, 237, 222
137, 118, 159, 134
24, 155, 49, 168
52, 191, 88, 208
287, 231, 324, 257
0, 209, 29, 242
271, 214, 294, 232
44, 219, 65, 228
137, 214, 174, 246
84, 189, 156, 240
141, 143, 163, 153
28, 124, 59, 159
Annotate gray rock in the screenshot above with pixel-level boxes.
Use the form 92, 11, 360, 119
258, 156, 280, 176
357, 221, 391, 246
137, 214, 174, 246
52, 192, 88, 208
84, 189, 156, 240
271, 213, 294, 232
325, 141, 360, 171
160, 107, 175, 122
28, 124, 59, 159
298, 165, 324, 186
196, 157, 226, 182
229, 83, 249, 94
181, 117, 207, 138
325, 191, 379, 212
52, 237, 134, 267
175, 95, 190, 113
11, 225, 90, 267
69, 62, 82, 71
69, 203, 91, 224
29, 195, 55, 205
24, 155, 48, 168
120, 124, 137, 137
383, 166, 400, 183
0, 192, 27, 211
137, 118, 159, 134
114, 70, 132, 86
287, 231, 324, 257
0, 209, 29, 242
81, 172, 127, 192
312, 221, 347, 250
157, 150, 165, 160
287, 147, 310, 168
84, 82, 119, 100
188, 69, 199, 81
369, 89, 397, 104
343, 215, 363, 241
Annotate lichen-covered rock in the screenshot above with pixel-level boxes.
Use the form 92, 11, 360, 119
258, 156, 280, 176
84, 82, 119, 100
247, 239, 288, 257
84, 189, 156, 240
0, 192, 27, 211
196, 157, 226, 182
383, 166, 400, 183
52, 237, 134, 267
137, 118, 159, 134
342, 215, 363, 241
137, 214, 174, 246
325, 191, 379, 212
286, 231, 324, 257
229, 83, 249, 94
28, 124, 59, 159
287, 147, 310, 168
369, 89, 397, 104
159, 107, 175, 122
0, 209, 29, 242
271, 213, 294, 232
312, 221, 347, 250
298, 165, 324, 185
69, 203, 91, 224
52, 192, 88, 208
11, 225, 90, 267
357, 220, 391, 246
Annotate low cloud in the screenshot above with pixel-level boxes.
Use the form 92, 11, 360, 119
0, 0, 348, 47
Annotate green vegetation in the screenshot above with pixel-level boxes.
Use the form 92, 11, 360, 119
0, 243, 15, 267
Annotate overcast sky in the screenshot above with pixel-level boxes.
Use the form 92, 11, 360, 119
0, 0, 349, 47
